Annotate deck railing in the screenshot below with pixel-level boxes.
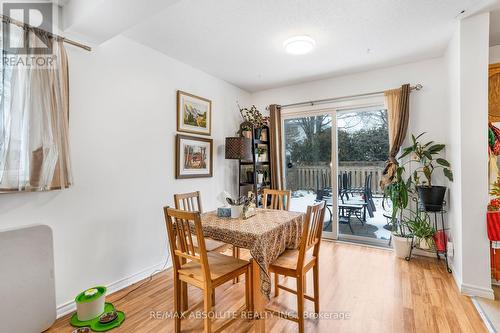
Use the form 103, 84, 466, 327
287, 162, 385, 194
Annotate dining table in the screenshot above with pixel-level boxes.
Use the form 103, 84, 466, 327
199, 208, 305, 332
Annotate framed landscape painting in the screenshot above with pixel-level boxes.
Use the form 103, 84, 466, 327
177, 90, 212, 136
176, 134, 213, 179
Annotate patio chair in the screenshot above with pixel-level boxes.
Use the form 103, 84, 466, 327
343, 174, 376, 218
315, 187, 333, 225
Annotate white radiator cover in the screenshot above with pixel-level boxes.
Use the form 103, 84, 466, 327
0, 224, 56, 333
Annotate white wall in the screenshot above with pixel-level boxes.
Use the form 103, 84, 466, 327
0, 35, 250, 314
446, 13, 493, 299
446, 23, 463, 284
491, 45, 500, 63
251, 57, 449, 145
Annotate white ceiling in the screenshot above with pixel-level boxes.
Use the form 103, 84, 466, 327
122, 0, 491, 92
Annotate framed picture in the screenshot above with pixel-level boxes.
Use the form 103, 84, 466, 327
176, 134, 213, 179
177, 90, 212, 136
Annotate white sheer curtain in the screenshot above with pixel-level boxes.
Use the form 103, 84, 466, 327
0, 23, 72, 192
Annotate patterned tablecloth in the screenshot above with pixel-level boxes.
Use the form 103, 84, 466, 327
201, 208, 304, 298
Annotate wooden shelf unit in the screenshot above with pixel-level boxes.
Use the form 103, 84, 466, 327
238, 122, 272, 207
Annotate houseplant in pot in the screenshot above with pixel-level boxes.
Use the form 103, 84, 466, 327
383, 165, 413, 258
240, 123, 253, 139
400, 133, 453, 212
406, 211, 435, 250
238, 105, 269, 140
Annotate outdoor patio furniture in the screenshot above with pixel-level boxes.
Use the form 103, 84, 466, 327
338, 202, 367, 224
340, 172, 376, 217
315, 188, 333, 225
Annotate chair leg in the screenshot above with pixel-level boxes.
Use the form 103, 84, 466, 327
296, 275, 305, 333
313, 264, 320, 314
181, 281, 188, 311
245, 268, 253, 312
274, 273, 280, 297
204, 289, 213, 333
233, 246, 240, 283
174, 276, 181, 333
211, 290, 216, 305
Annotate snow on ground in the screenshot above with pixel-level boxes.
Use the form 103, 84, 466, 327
290, 190, 391, 241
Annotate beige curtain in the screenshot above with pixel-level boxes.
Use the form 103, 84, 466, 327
380, 84, 410, 188
0, 26, 72, 192
269, 104, 284, 189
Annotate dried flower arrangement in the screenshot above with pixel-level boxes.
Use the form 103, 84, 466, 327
239, 105, 269, 129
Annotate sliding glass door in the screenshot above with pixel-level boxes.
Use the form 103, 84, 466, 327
336, 106, 391, 246
283, 113, 336, 239
282, 100, 391, 245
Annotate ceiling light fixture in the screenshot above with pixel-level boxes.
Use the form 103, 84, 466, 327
283, 35, 316, 55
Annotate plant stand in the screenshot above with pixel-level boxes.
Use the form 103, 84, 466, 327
405, 207, 452, 273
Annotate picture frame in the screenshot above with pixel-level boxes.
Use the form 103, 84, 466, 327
177, 90, 212, 136
175, 134, 213, 179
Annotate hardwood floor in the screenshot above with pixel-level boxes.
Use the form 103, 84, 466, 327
46, 241, 486, 332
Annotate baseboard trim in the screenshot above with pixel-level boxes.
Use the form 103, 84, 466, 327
56, 261, 170, 318
461, 283, 495, 300
471, 297, 497, 333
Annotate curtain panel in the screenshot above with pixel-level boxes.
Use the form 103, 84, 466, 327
268, 104, 284, 190
380, 84, 410, 188
0, 25, 72, 192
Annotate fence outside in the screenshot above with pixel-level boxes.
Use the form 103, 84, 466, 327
287, 161, 385, 194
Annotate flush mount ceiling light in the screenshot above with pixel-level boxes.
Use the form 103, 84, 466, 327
283, 35, 316, 55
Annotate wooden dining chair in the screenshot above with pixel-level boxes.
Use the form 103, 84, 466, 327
262, 189, 291, 211
174, 191, 228, 253
175, 191, 237, 305
267, 201, 326, 333
164, 207, 252, 333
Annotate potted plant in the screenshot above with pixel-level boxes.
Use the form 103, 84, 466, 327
383, 165, 413, 258
240, 123, 253, 139
406, 211, 435, 250
239, 105, 269, 140
400, 133, 453, 212
256, 147, 266, 162
487, 175, 500, 241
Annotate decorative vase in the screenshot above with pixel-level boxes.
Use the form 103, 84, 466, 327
392, 234, 412, 259
487, 211, 500, 241
254, 128, 262, 141
242, 130, 252, 139
417, 186, 446, 211
257, 173, 264, 184
433, 230, 447, 252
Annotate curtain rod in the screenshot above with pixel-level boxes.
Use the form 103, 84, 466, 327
276, 84, 423, 110
1, 14, 91, 52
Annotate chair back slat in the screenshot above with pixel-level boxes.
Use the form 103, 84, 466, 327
174, 191, 203, 213
297, 202, 326, 270
163, 207, 211, 282
263, 189, 291, 211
